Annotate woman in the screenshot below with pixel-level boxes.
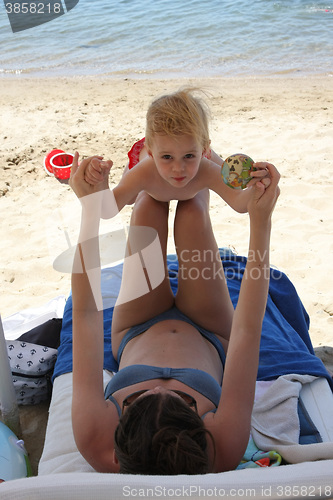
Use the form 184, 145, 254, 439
69, 152, 280, 475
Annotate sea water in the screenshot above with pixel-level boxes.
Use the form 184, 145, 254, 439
0, 0, 332, 78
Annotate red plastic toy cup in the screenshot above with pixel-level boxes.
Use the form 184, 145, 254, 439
50, 153, 74, 180
43, 149, 65, 176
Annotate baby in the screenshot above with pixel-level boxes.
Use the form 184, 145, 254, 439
84, 88, 271, 217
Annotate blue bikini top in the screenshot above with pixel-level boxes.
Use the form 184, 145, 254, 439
104, 364, 222, 417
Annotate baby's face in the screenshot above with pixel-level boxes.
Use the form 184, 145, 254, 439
148, 134, 203, 187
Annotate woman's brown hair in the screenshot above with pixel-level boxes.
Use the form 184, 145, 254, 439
114, 392, 214, 475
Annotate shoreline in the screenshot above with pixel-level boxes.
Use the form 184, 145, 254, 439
1, 72, 333, 80
1, 75, 332, 349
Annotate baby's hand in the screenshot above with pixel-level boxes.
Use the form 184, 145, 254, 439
69, 153, 113, 201
85, 157, 112, 185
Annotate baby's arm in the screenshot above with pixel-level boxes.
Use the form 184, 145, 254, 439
204, 150, 252, 212
204, 159, 272, 213
86, 157, 156, 219
209, 149, 225, 167
84, 156, 111, 185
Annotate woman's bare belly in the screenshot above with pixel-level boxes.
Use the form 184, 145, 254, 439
118, 319, 223, 383
111, 319, 223, 417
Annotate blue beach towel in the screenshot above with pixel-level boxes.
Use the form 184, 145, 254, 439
53, 251, 333, 390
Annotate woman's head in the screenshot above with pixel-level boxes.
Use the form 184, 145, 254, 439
114, 391, 213, 475
145, 88, 211, 153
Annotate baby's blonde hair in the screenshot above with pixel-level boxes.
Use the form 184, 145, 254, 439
145, 88, 210, 152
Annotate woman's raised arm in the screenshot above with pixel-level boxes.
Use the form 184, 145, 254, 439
69, 154, 119, 472
205, 163, 280, 472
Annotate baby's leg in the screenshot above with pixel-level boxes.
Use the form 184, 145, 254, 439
112, 192, 174, 356
174, 190, 233, 346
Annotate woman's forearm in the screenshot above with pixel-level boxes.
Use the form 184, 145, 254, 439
72, 194, 103, 312
240, 219, 271, 331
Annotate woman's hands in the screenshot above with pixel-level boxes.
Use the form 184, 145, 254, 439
69, 152, 112, 199
249, 161, 274, 187
247, 162, 280, 223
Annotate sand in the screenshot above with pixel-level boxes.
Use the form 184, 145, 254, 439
0, 76, 333, 474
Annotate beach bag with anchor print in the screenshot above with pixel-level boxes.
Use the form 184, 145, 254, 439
6, 340, 58, 405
